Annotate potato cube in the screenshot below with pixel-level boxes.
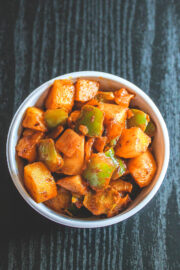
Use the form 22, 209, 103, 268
55, 129, 82, 157
22, 107, 47, 132
114, 88, 134, 107
16, 131, 44, 162
115, 127, 151, 158
110, 179, 133, 193
57, 175, 87, 195
24, 162, 57, 203
60, 136, 85, 175
45, 80, 75, 112
94, 137, 107, 152
75, 79, 99, 102
98, 103, 127, 141
128, 150, 157, 187
44, 187, 71, 213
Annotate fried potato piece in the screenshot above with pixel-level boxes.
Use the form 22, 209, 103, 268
115, 127, 151, 158
83, 187, 130, 216
60, 136, 85, 175
55, 129, 82, 157
114, 88, 134, 107
75, 79, 99, 102
57, 175, 87, 195
67, 110, 81, 128
128, 150, 157, 187
22, 107, 47, 132
98, 103, 127, 141
24, 162, 57, 203
16, 130, 44, 162
47, 125, 64, 139
94, 137, 107, 152
45, 187, 71, 212
45, 80, 75, 112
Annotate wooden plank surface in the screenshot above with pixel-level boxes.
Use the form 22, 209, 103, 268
0, 0, 180, 269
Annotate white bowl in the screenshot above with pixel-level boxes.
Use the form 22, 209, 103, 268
6, 71, 170, 228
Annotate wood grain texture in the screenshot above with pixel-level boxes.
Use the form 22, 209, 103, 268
0, 0, 180, 269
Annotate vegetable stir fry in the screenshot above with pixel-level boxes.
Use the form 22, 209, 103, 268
16, 79, 157, 218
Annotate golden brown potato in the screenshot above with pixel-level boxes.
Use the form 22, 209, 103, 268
22, 107, 47, 132
24, 162, 57, 203
128, 150, 157, 187
16, 131, 44, 162
83, 186, 130, 217
98, 103, 127, 141
45, 80, 75, 112
114, 88, 134, 107
75, 79, 99, 102
110, 179, 133, 193
67, 110, 81, 128
45, 187, 71, 212
46, 125, 64, 139
115, 127, 151, 158
55, 129, 82, 157
60, 136, 85, 175
94, 137, 107, 152
57, 175, 87, 195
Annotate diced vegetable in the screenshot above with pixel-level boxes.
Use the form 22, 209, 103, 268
16, 131, 44, 162
128, 150, 157, 187
24, 162, 57, 203
83, 153, 115, 191
110, 179, 133, 193
107, 136, 120, 149
22, 107, 47, 132
45, 187, 71, 212
84, 137, 95, 162
107, 194, 131, 217
38, 139, 64, 172
45, 80, 75, 112
83, 186, 130, 216
47, 125, 64, 139
75, 79, 99, 102
67, 110, 80, 128
127, 109, 150, 131
79, 125, 89, 135
60, 136, 85, 175
105, 148, 127, 179
145, 120, 156, 137
23, 128, 35, 137
96, 91, 114, 102
44, 108, 68, 129
57, 175, 87, 195
114, 88, 134, 107
76, 105, 104, 137
55, 129, 82, 157
98, 103, 127, 141
94, 136, 107, 152
115, 127, 151, 158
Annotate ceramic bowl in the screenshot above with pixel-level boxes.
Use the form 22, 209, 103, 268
6, 71, 170, 228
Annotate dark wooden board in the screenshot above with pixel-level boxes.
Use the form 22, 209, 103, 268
0, 0, 180, 269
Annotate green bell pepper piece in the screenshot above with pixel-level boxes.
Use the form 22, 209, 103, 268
38, 138, 64, 172
105, 148, 126, 179
76, 105, 104, 137
83, 153, 115, 190
127, 109, 149, 131
145, 120, 156, 137
44, 108, 68, 129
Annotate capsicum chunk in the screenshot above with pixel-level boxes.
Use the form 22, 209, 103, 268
145, 120, 156, 137
127, 109, 150, 131
38, 138, 64, 172
83, 153, 115, 191
76, 105, 104, 137
44, 108, 68, 129
105, 148, 126, 179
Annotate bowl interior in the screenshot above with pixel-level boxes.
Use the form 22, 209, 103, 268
7, 73, 166, 227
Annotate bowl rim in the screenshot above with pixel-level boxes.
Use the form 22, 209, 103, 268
6, 71, 170, 228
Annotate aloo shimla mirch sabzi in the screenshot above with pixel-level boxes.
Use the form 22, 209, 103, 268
16, 79, 157, 218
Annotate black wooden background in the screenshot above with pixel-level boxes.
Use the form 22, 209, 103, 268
0, 0, 180, 269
